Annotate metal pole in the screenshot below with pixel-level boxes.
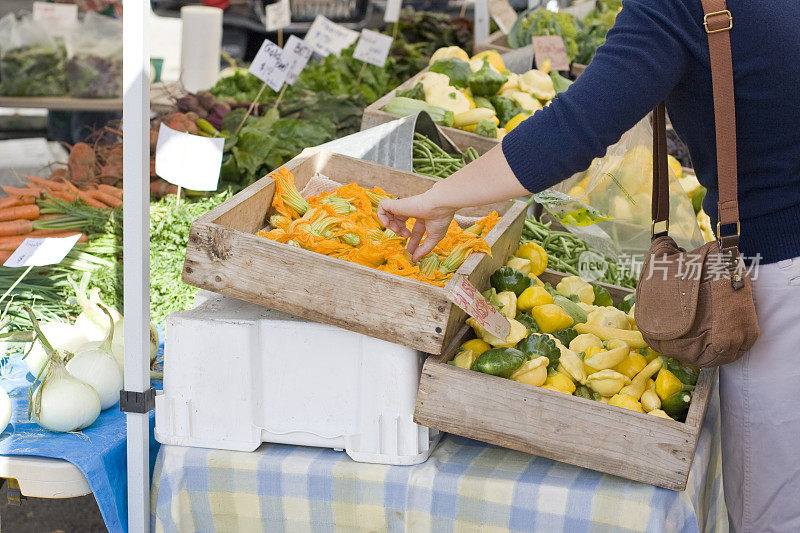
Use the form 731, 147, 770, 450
474, 0, 490, 48
122, 1, 151, 532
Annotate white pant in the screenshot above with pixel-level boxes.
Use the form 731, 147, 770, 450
720, 258, 800, 533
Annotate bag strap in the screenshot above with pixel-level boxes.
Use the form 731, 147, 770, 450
652, 0, 739, 253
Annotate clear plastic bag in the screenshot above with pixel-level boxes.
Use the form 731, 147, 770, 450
534, 115, 704, 259
0, 14, 68, 97
66, 12, 122, 98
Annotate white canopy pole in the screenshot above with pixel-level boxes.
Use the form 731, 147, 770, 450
474, 0, 490, 48
122, 1, 151, 531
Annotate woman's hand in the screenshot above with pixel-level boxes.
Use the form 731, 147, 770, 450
377, 191, 456, 261
377, 144, 530, 262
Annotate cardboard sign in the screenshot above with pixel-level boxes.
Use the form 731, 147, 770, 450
488, 0, 517, 35
532, 35, 570, 71
4, 235, 80, 268
283, 35, 313, 85
384, 0, 403, 23
304, 15, 360, 57
155, 123, 225, 191
249, 39, 289, 91
352, 29, 394, 68
32, 1, 78, 29
448, 276, 510, 340
265, 0, 291, 32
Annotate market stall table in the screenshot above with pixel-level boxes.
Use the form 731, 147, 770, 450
151, 387, 727, 532
0, 350, 161, 533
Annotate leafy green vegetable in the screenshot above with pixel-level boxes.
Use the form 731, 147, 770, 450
509, 8, 579, 61
0, 44, 68, 96
575, 1, 621, 65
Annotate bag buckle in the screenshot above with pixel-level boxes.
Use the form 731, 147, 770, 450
651, 219, 669, 238
704, 10, 733, 34
717, 220, 744, 289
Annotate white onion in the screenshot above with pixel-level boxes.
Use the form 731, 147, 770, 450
25, 307, 101, 433
67, 306, 123, 410
25, 323, 89, 378
0, 387, 11, 434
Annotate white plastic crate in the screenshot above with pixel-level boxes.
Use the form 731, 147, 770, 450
155, 292, 440, 465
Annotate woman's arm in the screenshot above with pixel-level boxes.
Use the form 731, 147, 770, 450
378, 144, 527, 260
378, 0, 699, 260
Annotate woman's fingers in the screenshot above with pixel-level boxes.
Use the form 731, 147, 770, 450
377, 200, 411, 237
406, 219, 426, 255
412, 233, 439, 261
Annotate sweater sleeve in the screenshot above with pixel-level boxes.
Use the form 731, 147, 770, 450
501, 0, 694, 193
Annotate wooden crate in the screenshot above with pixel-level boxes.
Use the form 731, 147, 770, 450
415, 282, 715, 490
182, 149, 527, 354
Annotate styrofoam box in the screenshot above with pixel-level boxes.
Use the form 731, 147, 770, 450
155, 292, 441, 465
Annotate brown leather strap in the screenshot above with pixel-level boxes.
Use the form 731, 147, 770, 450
651, 0, 739, 240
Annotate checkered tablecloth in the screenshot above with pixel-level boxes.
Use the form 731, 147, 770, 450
151, 388, 727, 533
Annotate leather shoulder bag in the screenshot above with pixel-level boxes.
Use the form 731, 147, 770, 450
634, 0, 759, 367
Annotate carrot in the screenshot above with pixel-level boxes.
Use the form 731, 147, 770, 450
0, 219, 33, 237
0, 250, 12, 263
67, 142, 97, 187
0, 197, 25, 209
28, 229, 83, 237
98, 184, 123, 199
87, 189, 122, 208
0, 205, 39, 222
49, 190, 79, 202
3, 186, 41, 198
77, 190, 109, 209
0, 232, 87, 250
25, 175, 70, 191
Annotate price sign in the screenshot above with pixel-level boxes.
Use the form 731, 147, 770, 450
283, 35, 313, 85
155, 123, 225, 191
249, 39, 289, 91
265, 0, 291, 32
304, 15, 360, 57
488, 0, 517, 35
384, 0, 403, 23
3, 235, 81, 268
32, 1, 78, 29
352, 29, 394, 68
448, 276, 510, 340
532, 35, 570, 71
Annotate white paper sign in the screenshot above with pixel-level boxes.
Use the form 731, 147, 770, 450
488, 0, 517, 35
32, 1, 78, 29
384, 0, 403, 23
283, 35, 313, 85
155, 124, 225, 191
3, 235, 80, 268
249, 39, 289, 91
304, 15, 360, 57
265, 0, 291, 31
352, 29, 393, 68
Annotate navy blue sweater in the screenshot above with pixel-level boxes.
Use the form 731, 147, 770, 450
502, 0, 800, 264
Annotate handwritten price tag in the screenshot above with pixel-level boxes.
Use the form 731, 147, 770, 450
488, 0, 517, 35
384, 0, 403, 23
32, 1, 78, 29
249, 39, 289, 91
265, 0, 291, 32
532, 35, 570, 71
304, 15, 360, 57
155, 123, 225, 191
283, 35, 313, 85
448, 276, 510, 340
4, 235, 81, 268
352, 29, 394, 68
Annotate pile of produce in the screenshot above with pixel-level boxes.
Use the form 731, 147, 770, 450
383, 47, 571, 139
520, 218, 638, 288
412, 133, 478, 180
0, 43, 68, 97
257, 167, 498, 286
508, 8, 580, 60
66, 53, 122, 99
452, 244, 698, 422
507, 3, 622, 66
